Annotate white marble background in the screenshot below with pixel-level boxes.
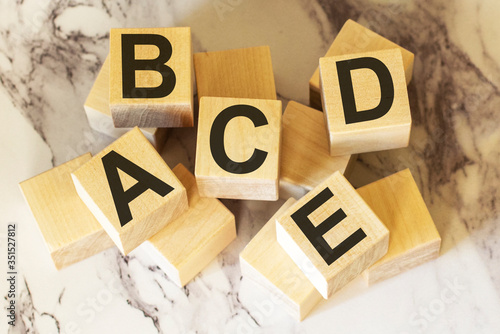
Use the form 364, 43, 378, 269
1, 0, 500, 333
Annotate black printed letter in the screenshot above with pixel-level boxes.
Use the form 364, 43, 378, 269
102, 150, 174, 227
121, 34, 176, 99
209, 104, 268, 174
291, 188, 367, 265
336, 57, 394, 124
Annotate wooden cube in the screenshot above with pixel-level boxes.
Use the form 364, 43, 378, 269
320, 48, 411, 156
109, 27, 193, 128
193, 46, 276, 102
309, 19, 414, 110
143, 164, 236, 287
358, 169, 441, 285
280, 101, 357, 199
84, 55, 169, 151
71, 127, 188, 255
19, 153, 114, 270
195, 97, 282, 200
276, 171, 389, 299
240, 198, 323, 321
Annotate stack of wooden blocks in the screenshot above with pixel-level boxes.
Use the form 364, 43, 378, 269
19, 20, 441, 320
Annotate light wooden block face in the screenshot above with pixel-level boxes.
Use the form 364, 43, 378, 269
109, 27, 193, 128
320, 48, 411, 156
143, 164, 236, 287
280, 101, 357, 199
309, 19, 414, 109
358, 169, 441, 285
84, 55, 169, 151
276, 171, 389, 299
195, 97, 282, 200
193, 46, 276, 102
240, 198, 323, 321
71, 128, 188, 255
19, 154, 114, 270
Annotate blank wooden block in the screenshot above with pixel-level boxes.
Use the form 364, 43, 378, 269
193, 46, 276, 102
309, 19, 414, 110
320, 48, 411, 156
72, 127, 188, 255
280, 101, 357, 199
109, 27, 193, 128
195, 96, 282, 200
240, 198, 323, 321
358, 169, 441, 285
84, 55, 169, 152
276, 171, 389, 299
19, 154, 114, 270
143, 164, 236, 287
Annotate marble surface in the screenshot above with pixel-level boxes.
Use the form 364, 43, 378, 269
1, 0, 500, 333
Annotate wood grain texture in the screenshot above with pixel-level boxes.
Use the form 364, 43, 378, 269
309, 19, 414, 110
193, 46, 276, 102
19, 153, 114, 270
71, 127, 188, 255
280, 101, 357, 199
84, 55, 168, 151
320, 48, 411, 156
195, 96, 282, 200
143, 164, 236, 287
358, 169, 441, 285
240, 198, 323, 321
109, 27, 193, 128
276, 171, 389, 299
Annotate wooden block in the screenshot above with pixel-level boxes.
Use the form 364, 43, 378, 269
240, 198, 323, 321
71, 127, 188, 255
320, 48, 411, 156
143, 164, 236, 287
19, 154, 114, 270
276, 171, 389, 299
280, 101, 357, 199
358, 169, 441, 285
193, 46, 276, 102
195, 97, 282, 200
84, 55, 169, 151
109, 27, 193, 128
309, 19, 414, 110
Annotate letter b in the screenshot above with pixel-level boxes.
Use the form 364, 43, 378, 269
121, 34, 176, 99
